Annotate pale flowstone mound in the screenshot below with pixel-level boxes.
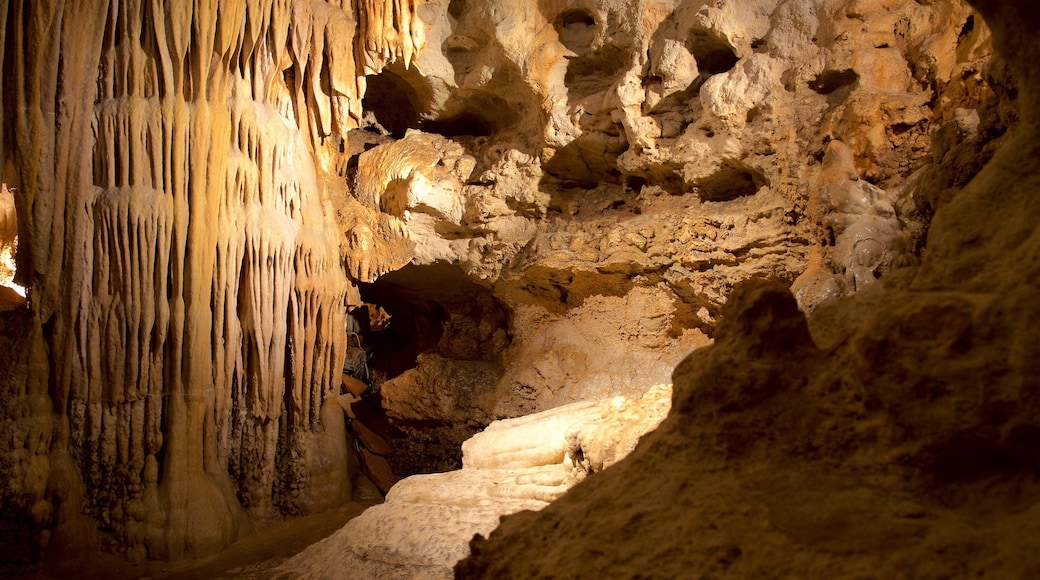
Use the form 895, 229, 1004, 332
275, 384, 671, 579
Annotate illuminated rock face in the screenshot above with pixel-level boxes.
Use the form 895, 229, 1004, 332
276, 384, 671, 580
455, 0, 1040, 577
0, 184, 19, 300
0, 0, 409, 567
347, 0, 1001, 423
0, 0, 1016, 573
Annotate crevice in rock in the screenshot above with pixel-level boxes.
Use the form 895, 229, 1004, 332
693, 162, 770, 201
687, 29, 739, 75
809, 68, 860, 95
363, 69, 424, 138
556, 9, 598, 54
357, 262, 511, 379
421, 90, 519, 138
423, 112, 494, 137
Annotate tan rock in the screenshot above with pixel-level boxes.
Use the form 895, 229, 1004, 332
278, 383, 671, 579
0, 0, 1016, 571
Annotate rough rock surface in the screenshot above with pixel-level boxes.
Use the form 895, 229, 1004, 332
0, 0, 1020, 573
341, 0, 1005, 471
0, 183, 21, 303
0, 0, 409, 570
274, 384, 671, 579
455, 1, 1040, 577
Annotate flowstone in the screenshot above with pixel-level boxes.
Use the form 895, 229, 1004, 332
275, 384, 671, 579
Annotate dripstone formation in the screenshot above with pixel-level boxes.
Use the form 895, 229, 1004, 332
0, 0, 1031, 576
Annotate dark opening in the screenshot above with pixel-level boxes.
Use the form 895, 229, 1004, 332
421, 90, 518, 139
694, 162, 769, 202
422, 111, 494, 137
556, 9, 597, 54
357, 262, 511, 380
688, 29, 739, 75
808, 69, 860, 95
363, 71, 421, 138
624, 175, 648, 193
560, 8, 595, 28
448, 0, 466, 20
958, 15, 974, 41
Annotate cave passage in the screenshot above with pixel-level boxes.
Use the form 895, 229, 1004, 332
356, 261, 511, 379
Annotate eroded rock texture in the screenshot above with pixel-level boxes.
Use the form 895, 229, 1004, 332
336, 0, 1006, 473
0, 0, 1020, 573
456, 0, 1040, 577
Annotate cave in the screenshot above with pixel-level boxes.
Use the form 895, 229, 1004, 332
420, 90, 521, 138
809, 68, 861, 94
1, 0, 1039, 578
687, 28, 739, 75
357, 262, 510, 380
363, 69, 424, 137
556, 9, 598, 54
693, 162, 770, 201
422, 110, 495, 137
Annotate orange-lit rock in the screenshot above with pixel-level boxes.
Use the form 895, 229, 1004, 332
0, 0, 1029, 576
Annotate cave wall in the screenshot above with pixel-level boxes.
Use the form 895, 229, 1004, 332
0, 0, 427, 568
348, 0, 1004, 425
0, 0, 1017, 572
455, 0, 1040, 576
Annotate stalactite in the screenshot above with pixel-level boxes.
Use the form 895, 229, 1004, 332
0, 0, 373, 564
356, 0, 427, 74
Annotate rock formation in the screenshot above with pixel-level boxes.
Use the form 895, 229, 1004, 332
0, 0, 1026, 575
337, 0, 1004, 472
0, 0, 406, 570
0, 183, 23, 308
455, 0, 1040, 577
275, 383, 670, 579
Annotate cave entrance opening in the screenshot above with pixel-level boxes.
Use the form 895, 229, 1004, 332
363, 67, 424, 138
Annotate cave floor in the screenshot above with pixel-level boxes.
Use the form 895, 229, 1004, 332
58, 498, 380, 580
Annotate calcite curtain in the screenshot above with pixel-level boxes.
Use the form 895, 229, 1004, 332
0, 0, 422, 562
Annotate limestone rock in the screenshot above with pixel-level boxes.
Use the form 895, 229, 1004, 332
458, 277, 1040, 578
456, 1, 1040, 576
277, 384, 671, 579
0, 0, 405, 565
337, 0, 1004, 432
0, 182, 21, 298
381, 354, 501, 426
793, 140, 914, 309
0, 0, 1019, 572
